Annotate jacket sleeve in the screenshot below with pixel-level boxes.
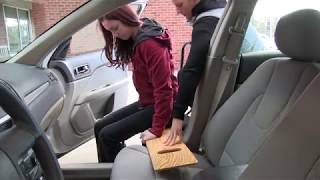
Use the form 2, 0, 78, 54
143, 39, 175, 136
173, 16, 220, 120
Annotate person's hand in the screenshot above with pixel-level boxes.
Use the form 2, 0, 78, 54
163, 118, 183, 146
140, 129, 157, 144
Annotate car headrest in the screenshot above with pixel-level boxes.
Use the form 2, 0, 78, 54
275, 9, 320, 62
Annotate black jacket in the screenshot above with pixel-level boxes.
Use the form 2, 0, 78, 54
173, 0, 227, 120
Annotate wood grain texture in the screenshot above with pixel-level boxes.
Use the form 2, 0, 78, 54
146, 130, 198, 171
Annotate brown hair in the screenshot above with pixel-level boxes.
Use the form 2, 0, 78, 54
98, 5, 140, 69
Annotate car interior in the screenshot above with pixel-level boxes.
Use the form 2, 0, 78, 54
111, 7, 320, 180
0, 0, 319, 180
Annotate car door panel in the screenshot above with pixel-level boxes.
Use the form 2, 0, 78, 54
48, 50, 129, 153
76, 78, 128, 105
43, 0, 148, 154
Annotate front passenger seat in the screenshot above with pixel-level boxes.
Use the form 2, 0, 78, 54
111, 9, 320, 180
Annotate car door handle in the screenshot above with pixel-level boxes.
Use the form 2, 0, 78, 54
74, 64, 89, 75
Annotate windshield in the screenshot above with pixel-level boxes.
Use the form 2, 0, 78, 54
0, 0, 89, 63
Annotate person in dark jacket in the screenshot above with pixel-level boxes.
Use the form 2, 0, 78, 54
165, 0, 227, 145
94, 5, 178, 162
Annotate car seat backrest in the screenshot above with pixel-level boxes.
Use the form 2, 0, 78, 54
240, 72, 320, 179
201, 9, 320, 167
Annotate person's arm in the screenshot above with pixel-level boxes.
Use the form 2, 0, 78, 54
140, 39, 175, 140
173, 16, 220, 120
165, 16, 220, 146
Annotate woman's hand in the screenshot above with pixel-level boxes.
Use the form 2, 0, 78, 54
140, 130, 157, 144
163, 118, 183, 146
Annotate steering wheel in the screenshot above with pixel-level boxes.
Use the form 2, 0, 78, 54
0, 80, 63, 180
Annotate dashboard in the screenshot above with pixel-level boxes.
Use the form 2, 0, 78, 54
0, 63, 65, 179
0, 63, 65, 131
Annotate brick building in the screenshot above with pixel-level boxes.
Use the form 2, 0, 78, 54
142, 0, 192, 67
0, 0, 191, 67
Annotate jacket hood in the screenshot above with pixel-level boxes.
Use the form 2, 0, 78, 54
192, 0, 227, 17
133, 18, 171, 49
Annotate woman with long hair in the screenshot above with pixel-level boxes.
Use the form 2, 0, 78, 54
94, 5, 178, 162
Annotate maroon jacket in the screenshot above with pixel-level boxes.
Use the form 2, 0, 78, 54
131, 29, 178, 136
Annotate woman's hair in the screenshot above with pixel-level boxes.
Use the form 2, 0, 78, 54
98, 5, 140, 69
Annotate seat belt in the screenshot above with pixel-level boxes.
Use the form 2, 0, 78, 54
197, 14, 247, 153
185, 13, 247, 152
208, 14, 247, 119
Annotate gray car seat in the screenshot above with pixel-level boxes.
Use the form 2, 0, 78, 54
111, 9, 320, 180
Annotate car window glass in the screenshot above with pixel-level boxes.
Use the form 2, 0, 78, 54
240, 0, 320, 54
66, 20, 103, 57
66, 4, 142, 58
0, 1, 89, 63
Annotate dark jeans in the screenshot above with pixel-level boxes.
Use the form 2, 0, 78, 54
94, 102, 154, 163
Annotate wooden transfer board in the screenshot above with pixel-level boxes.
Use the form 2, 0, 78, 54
146, 130, 198, 171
